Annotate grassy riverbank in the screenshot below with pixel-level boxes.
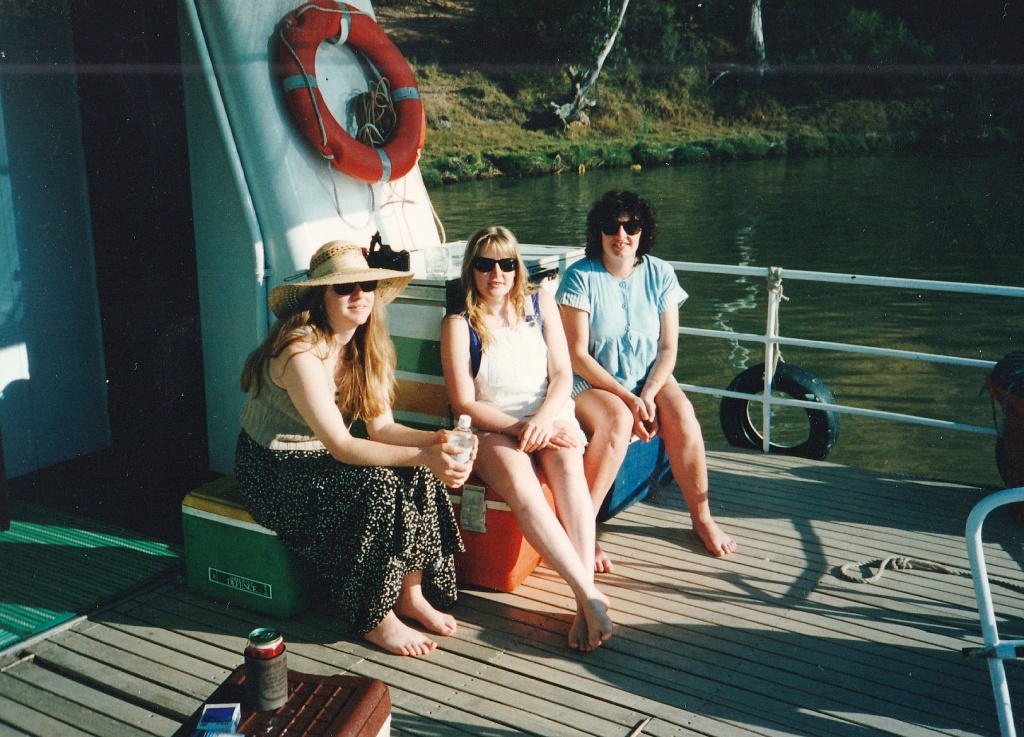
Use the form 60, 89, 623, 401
376, 2, 1022, 187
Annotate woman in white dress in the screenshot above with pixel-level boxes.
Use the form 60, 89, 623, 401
441, 226, 613, 652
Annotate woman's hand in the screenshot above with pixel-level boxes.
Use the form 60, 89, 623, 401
422, 436, 475, 488
627, 391, 658, 442
433, 428, 479, 463
541, 419, 583, 450
518, 415, 555, 453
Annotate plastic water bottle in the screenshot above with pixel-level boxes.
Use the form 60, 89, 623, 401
450, 414, 473, 463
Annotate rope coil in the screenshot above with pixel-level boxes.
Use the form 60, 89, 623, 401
839, 555, 1024, 594
354, 78, 397, 146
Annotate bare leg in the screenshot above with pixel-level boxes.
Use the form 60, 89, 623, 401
655, 380, 737, 557
394, 569, 458, 636
574, 388, 633, 572
536, 443, 613, 651
476, 432, 612, 651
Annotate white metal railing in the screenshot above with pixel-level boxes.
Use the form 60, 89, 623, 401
668, 261, 1024, 452
964, 486, 1024, 737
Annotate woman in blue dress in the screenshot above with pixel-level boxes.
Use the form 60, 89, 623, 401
557, 191, 737, 571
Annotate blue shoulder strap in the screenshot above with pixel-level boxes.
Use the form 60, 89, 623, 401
531, 291, 544, 332
465, 292, 543, 378
465, 315, 482, 378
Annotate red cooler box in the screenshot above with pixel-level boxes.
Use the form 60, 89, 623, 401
449, 477, 554, 593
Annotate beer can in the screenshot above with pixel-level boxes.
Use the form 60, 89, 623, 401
245, 627, 285, 659
244, 627, 288, 711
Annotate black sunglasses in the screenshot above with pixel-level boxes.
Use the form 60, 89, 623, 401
332, 280, 378, 296
472, 256, 518, 273
599, 218, 642, 236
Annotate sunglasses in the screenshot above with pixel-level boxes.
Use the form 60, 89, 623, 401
472, 256, 518, 273
599, 218, 642, 236
332, 280, 378, 296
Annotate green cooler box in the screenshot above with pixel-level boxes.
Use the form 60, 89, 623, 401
182, 475, 312, 617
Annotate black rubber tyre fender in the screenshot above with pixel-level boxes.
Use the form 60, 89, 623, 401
719, 362, 840, 460
996, 436, 1024, 488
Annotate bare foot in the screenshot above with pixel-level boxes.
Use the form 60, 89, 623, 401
363, 611, 436, 656
396, 586, 458, 636
594, 543, 614, 573
568, 610, 589, 651
568, 594, 613, 652
694, 517, 736, 557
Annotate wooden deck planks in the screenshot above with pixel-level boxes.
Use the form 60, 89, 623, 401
25, 638, 202, 721
0, 671, 160, 737
0, 696, 94, 737
5, 662, 178, 736
1, 449, 1022, 737
507, 573, 986, 737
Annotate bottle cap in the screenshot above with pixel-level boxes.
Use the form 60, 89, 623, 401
457, 414, 471, 430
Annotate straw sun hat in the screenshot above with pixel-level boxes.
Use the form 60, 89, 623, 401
268, 241, 414, 319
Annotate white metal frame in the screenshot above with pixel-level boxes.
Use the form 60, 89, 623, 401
669, 261, 1024, 452
965, 487, 1024, 737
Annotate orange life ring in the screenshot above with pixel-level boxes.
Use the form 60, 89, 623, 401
277, 0, 425, 183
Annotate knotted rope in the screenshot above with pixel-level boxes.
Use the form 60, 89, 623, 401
354, 77, 397, 147
839, 556, 1024, 594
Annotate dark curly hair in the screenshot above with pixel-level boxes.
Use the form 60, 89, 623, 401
584, 190, 659, 264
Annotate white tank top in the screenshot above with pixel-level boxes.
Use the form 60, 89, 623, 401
474, 301, 549, 419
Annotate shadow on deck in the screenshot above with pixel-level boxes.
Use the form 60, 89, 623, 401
1, 448, 1023, 736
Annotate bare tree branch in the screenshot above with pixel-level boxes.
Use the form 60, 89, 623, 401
549, 0, 631, 129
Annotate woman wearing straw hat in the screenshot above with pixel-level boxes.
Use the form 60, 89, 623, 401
235, 241, 473, 656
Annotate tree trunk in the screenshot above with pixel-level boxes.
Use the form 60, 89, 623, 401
750, 0, 766, 74
549, 0, 631, 129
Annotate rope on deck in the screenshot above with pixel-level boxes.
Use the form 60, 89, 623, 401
838, 556, 1024, 594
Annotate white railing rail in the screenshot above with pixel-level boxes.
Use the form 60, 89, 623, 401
667, 261, 1024, 452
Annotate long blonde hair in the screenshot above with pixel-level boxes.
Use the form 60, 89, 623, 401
241, 287, 397, 422
460, 226, 533, 350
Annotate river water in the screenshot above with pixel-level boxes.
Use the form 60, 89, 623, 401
428, 151, 1024, 488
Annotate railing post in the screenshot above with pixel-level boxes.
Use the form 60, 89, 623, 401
966, 488, 1024, 737
762, 267, 785, 453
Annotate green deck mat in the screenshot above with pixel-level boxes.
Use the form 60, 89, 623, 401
0, 501, 182, 651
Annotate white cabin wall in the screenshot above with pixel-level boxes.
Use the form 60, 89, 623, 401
180, 0, 443, 472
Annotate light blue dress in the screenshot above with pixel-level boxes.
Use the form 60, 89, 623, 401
556, 255, 687, 396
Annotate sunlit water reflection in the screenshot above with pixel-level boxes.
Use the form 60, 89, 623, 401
428, 151, 1024, 487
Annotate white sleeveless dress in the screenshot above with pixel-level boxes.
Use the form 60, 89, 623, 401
473, 301, 580, 428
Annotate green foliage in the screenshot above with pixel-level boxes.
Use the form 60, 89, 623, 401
729, 133, 775, 159
471, 0, 1020, 68
641, 69, 709, 123
837, 8, 934, 64
786, 131, 830, 157
430, 154, 497, 183
471, 1, 613, 65
412, 2, 1021, 185
617, 2, 710, 66
631, 142, 673, 167
473, 0, 714, 67
672, 143, 712, 164
490, 152, 553, 178
559, 144, 633, 170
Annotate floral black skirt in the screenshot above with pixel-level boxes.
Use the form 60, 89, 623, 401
234, 431, 463, 636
